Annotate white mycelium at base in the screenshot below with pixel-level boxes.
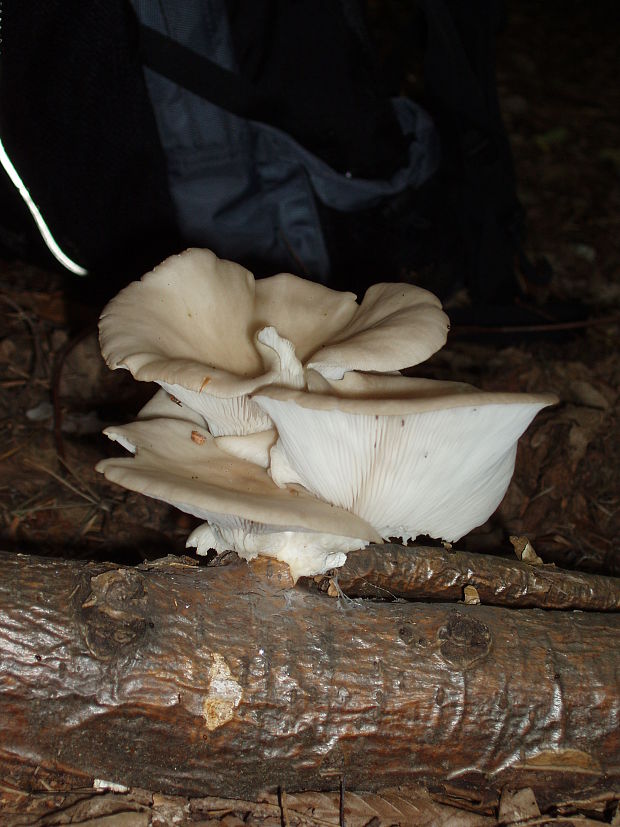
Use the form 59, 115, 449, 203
187, 522, 366, 582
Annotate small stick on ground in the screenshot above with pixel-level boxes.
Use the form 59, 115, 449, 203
308, 544, 620, 611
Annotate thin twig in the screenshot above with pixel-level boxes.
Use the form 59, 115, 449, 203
530, 485, 555, 502
0, 443, 23, 462
451, 313, 620, 336
58, 455, 101, 503
12, 502, 94, 518
0, 379, 28, 388
23, 459, 99, 505
5, 365, 30, 379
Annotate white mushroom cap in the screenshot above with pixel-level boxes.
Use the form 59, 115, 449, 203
306, 282, 449, 380
253, 373, 558, 543
135, 388, 277, 466
136, 387, 207, 426
98, 248, 450, 435
214, 430, 276, 469
304, 368, 476, 400
96, 414, 380, 578
99, 248, 356, 393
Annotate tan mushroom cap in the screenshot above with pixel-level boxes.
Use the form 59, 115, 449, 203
254, 274, 357, 361
215, 429, 277, 468
136, 387, 207, 426
96, 415, 380, 543
99, 248, 450, 401
306, 282, 449, 379
253, 373, 558, 542
257, 369, 559, 414
99, 247, 359, 397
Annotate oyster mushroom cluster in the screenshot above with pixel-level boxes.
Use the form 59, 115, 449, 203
97, 248, 557, 581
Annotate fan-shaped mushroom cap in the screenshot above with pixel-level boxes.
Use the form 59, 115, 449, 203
253, 373, 558, 543
136, 388, 277, 467
96, 414, 379, 578
307, 282, 449, 380
99, 248, 355, 389
99, 248, 449, 435
214, 430, 276, 469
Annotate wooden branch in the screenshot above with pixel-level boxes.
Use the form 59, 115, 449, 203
0, 551, 618, 807
310, 544, 620, 610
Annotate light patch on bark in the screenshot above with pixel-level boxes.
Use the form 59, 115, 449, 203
202, 653, 242, 730
519, 748, 601, 773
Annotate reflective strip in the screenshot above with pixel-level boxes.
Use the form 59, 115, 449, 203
0, 137, 88, 275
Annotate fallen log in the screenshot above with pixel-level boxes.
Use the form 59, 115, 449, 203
310, 544, 620, 610
0, 550, 618, 808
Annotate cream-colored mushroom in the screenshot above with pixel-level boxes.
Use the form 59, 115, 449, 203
253, 371, 558, 544
97, 247, 557, 577
96, 412, 380, 580
98, 248, 449, 436
306, 282, 448, 380
136, 388, 275, 467
135, 386, 207, 425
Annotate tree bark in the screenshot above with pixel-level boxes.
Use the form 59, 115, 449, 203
0, 550, 618, 806
310, 544, 620, 610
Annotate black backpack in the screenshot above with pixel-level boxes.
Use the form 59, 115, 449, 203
0, 0, 541, 304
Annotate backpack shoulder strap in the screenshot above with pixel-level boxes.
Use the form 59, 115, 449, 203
137, 23, 282, 123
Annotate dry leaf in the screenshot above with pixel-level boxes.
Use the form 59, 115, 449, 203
510, 535, 543, 566
498, 787, 540, 823
0, 337, 16, 362
568, 424, 594, 466
570, 380, 611, 410
464, 585, 481, 605
256, 786, 494, 826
